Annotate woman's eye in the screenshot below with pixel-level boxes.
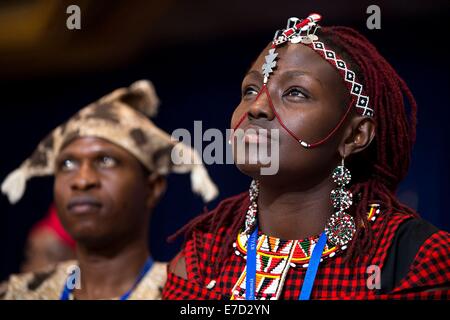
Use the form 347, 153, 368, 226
60, 159, 76, 171
286, 88, 307, 98
98, 156, 117, 168
242, 86, 259, 97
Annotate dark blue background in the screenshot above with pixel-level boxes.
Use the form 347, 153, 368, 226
1, 3, 449, 281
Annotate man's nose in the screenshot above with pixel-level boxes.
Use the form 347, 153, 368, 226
70, 163, 100, 191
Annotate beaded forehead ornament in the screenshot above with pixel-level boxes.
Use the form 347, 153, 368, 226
234, 14, 374, 149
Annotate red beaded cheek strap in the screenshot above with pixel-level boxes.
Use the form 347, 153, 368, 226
232, 83, 356, 148
232, 13, 373, 149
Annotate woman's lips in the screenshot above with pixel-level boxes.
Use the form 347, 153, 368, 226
67, 196, 102, 214
243, 132, 268, 144
241, 125, 272, 144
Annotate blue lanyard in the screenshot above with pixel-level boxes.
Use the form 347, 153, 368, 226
245, 227, 327, 300
246, 227, 259, 300
298, 231, 327, 300
60, 257, 154, 300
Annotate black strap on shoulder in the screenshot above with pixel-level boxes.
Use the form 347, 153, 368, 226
377, 218, 439, 294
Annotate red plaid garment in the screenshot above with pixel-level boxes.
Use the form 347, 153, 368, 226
162, 193, 450, 300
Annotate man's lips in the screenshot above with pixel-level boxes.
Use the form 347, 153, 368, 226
67, 196, 102, 214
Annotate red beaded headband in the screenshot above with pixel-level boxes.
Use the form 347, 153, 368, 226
233, 14, 374, 149
265, 13, 373, 118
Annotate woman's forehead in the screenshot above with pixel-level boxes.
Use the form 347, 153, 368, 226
251, 43, 344, 90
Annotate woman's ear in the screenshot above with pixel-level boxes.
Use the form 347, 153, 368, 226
339, 116, 376, 158
146, 173, 167, 210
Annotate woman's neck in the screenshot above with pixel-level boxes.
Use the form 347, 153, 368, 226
73, 236, 150, 300
257, 177, 334, 240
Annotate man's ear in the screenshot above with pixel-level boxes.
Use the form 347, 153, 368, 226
338, 116, 376, 158
146, 173, 167, 210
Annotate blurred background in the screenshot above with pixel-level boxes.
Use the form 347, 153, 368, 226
0, 0, 449, 281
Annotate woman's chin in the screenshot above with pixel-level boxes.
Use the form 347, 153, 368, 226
235, 162, 273, 179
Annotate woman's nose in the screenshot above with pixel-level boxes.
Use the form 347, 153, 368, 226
247, 87, 275, 121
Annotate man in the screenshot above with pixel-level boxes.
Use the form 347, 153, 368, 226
0, 80, 217, 299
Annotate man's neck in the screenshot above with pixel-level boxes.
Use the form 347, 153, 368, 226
73, 237, 150, 300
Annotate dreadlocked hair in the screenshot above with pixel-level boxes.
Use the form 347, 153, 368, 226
170, 26, 419, 276
318, 26, 419, 262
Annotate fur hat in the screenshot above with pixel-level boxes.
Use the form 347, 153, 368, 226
1, 80, 218, 204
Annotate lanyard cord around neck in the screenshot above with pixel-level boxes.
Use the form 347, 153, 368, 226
60, 257, 154, 300
245, 226, 328, 300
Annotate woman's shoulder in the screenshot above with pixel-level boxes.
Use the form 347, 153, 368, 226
374, 208, 448, 259
390, 227, 449, 293
373, 210, 450, 296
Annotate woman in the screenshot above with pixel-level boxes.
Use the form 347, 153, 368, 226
163, 14, 450, 299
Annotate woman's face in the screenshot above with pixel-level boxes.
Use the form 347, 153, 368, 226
231, 42, 351, 188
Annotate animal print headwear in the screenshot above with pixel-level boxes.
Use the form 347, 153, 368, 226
1, 80, 218, 204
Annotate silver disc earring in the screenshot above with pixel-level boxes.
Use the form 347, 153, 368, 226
325, 157, 356, 247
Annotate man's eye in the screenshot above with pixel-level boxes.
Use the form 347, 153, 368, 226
98, 156, 117, 168
61, 159, 76, 171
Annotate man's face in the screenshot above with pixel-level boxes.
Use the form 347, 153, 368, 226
54, 137, 151, 247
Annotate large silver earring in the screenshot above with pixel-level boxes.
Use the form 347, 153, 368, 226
325, 157, 356, 247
